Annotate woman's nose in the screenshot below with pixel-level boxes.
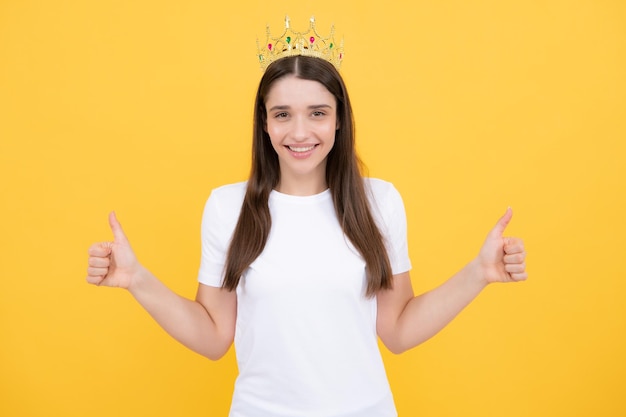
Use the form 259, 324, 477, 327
290, 116, 310, 142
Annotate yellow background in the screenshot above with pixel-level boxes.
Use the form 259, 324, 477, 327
1, 1, 624, 416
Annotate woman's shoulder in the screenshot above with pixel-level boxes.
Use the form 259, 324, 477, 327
205, 181, 247, 210
363, 177, 405, 214
363, 177, 400, 198
210, 180, 247, 197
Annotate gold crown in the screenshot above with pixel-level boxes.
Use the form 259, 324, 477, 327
257, 16, 344, 72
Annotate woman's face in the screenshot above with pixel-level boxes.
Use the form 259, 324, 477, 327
264, 75, 338, 194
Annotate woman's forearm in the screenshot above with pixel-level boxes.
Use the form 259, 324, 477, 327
128, 268, 234, 360
393, 260, 487, 352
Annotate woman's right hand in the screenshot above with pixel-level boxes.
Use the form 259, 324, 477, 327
86, 212, 142, 289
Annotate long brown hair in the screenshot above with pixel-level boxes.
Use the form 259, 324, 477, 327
222, 56, 392, 297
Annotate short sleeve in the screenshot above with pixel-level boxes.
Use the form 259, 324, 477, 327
197, 183, 246, 287
367, 179, 412, 275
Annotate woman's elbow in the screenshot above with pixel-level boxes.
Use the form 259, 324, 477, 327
201, 341, 233, 361
380, 333, 426, 355
380, 334, 409, 355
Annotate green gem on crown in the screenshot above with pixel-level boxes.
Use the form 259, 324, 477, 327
286, 36, 291, 44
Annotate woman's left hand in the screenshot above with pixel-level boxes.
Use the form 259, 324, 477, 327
476, 207, 528, 284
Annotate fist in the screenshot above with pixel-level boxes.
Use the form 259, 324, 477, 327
86, 212, 140, 289
477, 208, 528, 284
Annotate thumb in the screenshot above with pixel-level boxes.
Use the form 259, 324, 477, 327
108, 211, 129, 244
489, 207, 513, 238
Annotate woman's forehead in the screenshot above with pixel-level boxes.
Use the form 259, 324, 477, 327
265, 76, 335, 107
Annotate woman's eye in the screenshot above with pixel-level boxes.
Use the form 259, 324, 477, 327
312, 111, 326, 117
275, 112, 288, 119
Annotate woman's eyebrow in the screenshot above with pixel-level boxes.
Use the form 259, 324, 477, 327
268, 105, 290, 111
268, 104, 333, 111
308, 104, 333, 109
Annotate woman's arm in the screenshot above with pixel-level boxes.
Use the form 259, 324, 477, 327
86, 212, 236, 360
376, 208, 527, 354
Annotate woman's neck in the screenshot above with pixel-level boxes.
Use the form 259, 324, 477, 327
274, 176, 328, 196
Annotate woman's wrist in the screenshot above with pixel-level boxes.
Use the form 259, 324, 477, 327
126, 265, 152, 295
465, 258, 491, 289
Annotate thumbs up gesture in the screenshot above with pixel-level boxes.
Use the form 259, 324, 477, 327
86, 212, 142, 289
476, 208, 528, 284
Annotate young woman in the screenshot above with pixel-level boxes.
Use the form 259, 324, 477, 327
86, 55, 527, 416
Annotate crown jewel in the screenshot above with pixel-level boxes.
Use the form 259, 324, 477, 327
257, 16, 344, 72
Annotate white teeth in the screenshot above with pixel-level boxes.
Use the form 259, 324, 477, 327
288, 145, 315, 152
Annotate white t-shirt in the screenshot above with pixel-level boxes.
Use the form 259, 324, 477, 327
198, 178, 411, 417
